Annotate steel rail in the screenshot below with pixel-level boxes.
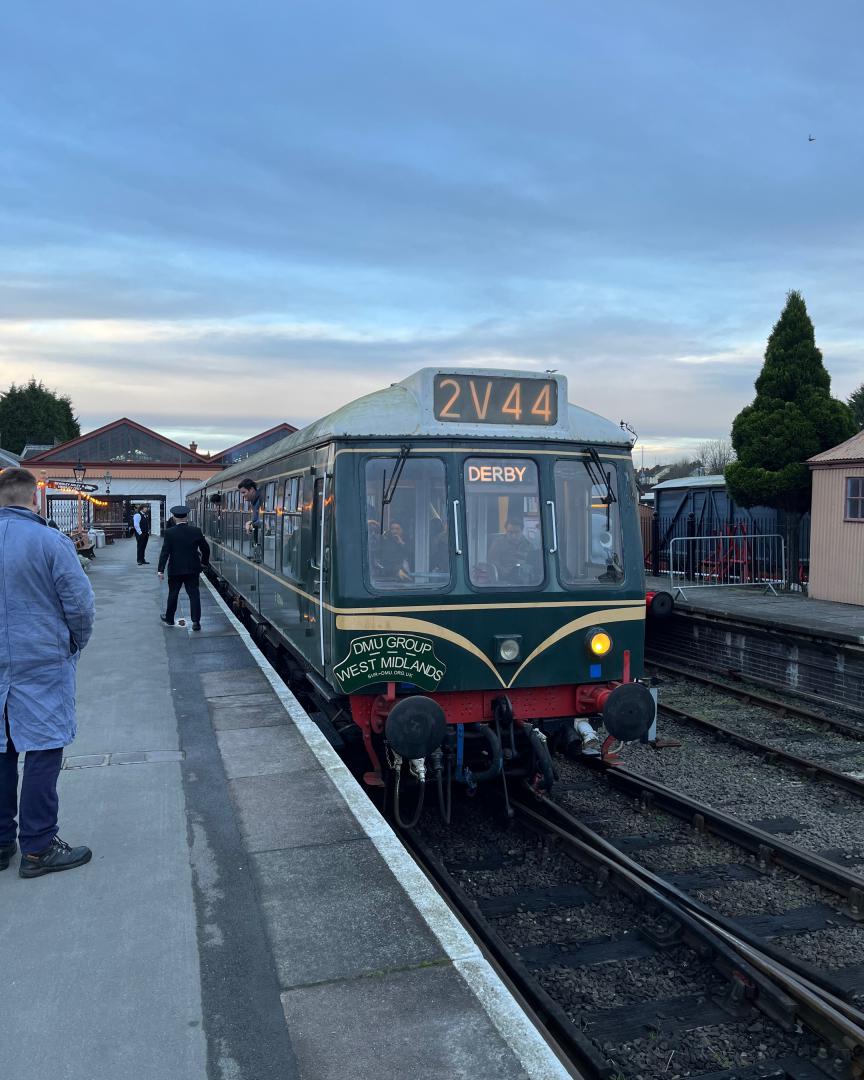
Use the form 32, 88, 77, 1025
531, 796, 864, 1018
513, 796, 864, 1068
594, 763, 864, 914
395, 824, 604, 1079
657, 701, 864, 799
518, 796, 858, 1005
647, 657, 864, 737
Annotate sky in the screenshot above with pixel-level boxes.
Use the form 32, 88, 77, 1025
1, 1, 862, 463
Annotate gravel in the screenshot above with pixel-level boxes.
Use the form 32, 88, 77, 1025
416, 798, 831, 1078
621, 712, 864, 861
659, 673, 864, 774
550, 755, 864, 1006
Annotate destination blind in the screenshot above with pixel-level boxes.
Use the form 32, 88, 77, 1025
433, 374, 558, 426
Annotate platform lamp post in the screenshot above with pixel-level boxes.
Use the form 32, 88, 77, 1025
72, 458, 87, 532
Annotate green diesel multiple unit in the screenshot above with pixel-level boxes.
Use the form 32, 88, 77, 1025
188, 368, 654, 806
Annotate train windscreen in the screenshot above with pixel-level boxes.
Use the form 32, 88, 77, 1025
364, 457, 449, 590
554, 460, 624, 585
462, 458, 543, 588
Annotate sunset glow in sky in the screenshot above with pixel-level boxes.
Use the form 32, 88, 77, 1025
1, 1, 862, 462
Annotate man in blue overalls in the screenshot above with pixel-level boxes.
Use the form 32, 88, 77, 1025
0, 468, 96, 878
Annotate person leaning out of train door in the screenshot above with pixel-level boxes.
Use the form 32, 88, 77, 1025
238, 478, 263, 562
133, 504, 150, 565
157, 505, 210, 631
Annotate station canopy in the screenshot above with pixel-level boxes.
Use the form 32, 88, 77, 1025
26, 419, 209, 466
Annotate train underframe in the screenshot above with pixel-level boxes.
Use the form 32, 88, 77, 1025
346, 677, 657, 825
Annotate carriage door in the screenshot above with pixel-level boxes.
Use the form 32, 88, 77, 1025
309, 474, 330, 667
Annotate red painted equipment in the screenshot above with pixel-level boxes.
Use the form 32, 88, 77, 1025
645, 590, 674, 619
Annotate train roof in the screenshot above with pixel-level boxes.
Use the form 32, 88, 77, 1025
199, 368, 633, 489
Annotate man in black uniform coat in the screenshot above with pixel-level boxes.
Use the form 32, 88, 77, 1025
157, 505, 210, 631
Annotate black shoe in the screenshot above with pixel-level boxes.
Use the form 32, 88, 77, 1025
192, 622, 201, 631
19, 836, 92, 878
0, 840, 16, 871
160, 614, 174, 625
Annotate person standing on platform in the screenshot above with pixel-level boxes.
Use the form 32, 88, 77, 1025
157, 504, 210, 631
0, 467, 96, 878
133, 504, 150, 565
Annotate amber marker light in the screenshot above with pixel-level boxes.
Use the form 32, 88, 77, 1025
586, 629, 612, 657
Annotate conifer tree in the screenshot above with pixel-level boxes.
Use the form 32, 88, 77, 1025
849, 383, 864, 430
0, 378, 80, 455
726, 291, 855, 585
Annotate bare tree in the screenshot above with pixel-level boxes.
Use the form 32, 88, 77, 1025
696, 439, 736, 475
662, 458, 702, 480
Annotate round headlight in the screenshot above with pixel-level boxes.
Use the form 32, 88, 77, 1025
587, 629, 612, 657
499, 638, 520, 662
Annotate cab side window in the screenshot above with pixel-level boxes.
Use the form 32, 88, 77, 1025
364, 457, 449, 591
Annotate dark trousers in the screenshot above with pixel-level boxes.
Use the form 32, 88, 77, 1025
166, 573, 201, 623
136, 532, 149, 563
0, 712, 64, 854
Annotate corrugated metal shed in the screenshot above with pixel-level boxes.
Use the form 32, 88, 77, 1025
808, 432, 864, 606
651, 475, 726, 491
809, 429, 864, 465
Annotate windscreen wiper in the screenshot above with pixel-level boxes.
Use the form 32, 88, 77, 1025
582, 446, 617, 505
381, 444, 412, 531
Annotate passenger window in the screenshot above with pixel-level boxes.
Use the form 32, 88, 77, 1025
282, 476, 303, 579
364, 457, 449, 591
463, 458, 543, 588
228, 490, 238, 550
554, 460, 624, 586
263, 482, 278, 569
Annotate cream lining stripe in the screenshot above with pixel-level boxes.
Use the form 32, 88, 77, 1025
209, 545, 645, 615
335, 447, 632, 460
336, 607, 646, 689
196, 446, 632, 488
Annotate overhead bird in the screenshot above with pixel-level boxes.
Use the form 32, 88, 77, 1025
808, 134, 815, 142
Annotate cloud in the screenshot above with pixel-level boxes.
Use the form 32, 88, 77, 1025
1, 0, 863, 465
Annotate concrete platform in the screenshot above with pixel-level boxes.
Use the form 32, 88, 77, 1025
0, 539, 571, 1080
647, 573, 864, 646
646, 573, 864, 712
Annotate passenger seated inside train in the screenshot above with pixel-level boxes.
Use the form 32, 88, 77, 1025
489, 519, 539, 584
379, 521, 412, 581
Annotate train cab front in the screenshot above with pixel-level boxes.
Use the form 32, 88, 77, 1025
329, 431, 654, 815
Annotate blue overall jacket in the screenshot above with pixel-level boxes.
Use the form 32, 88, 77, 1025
0, 507, 95, 751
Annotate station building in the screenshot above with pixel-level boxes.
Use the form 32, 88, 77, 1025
23, 418, 295, 538
807, 429, 864, 606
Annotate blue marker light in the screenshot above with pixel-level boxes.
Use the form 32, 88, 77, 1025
590, 663, 602, 678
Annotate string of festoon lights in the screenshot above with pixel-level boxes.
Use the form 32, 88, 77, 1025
37, 479, 108, 508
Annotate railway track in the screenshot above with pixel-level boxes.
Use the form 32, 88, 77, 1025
655, 699, 864, 801
405, 775, 864, 1080
244, 605, 864, 1076
618, 678, 864, 881
646, 659, 864, 739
